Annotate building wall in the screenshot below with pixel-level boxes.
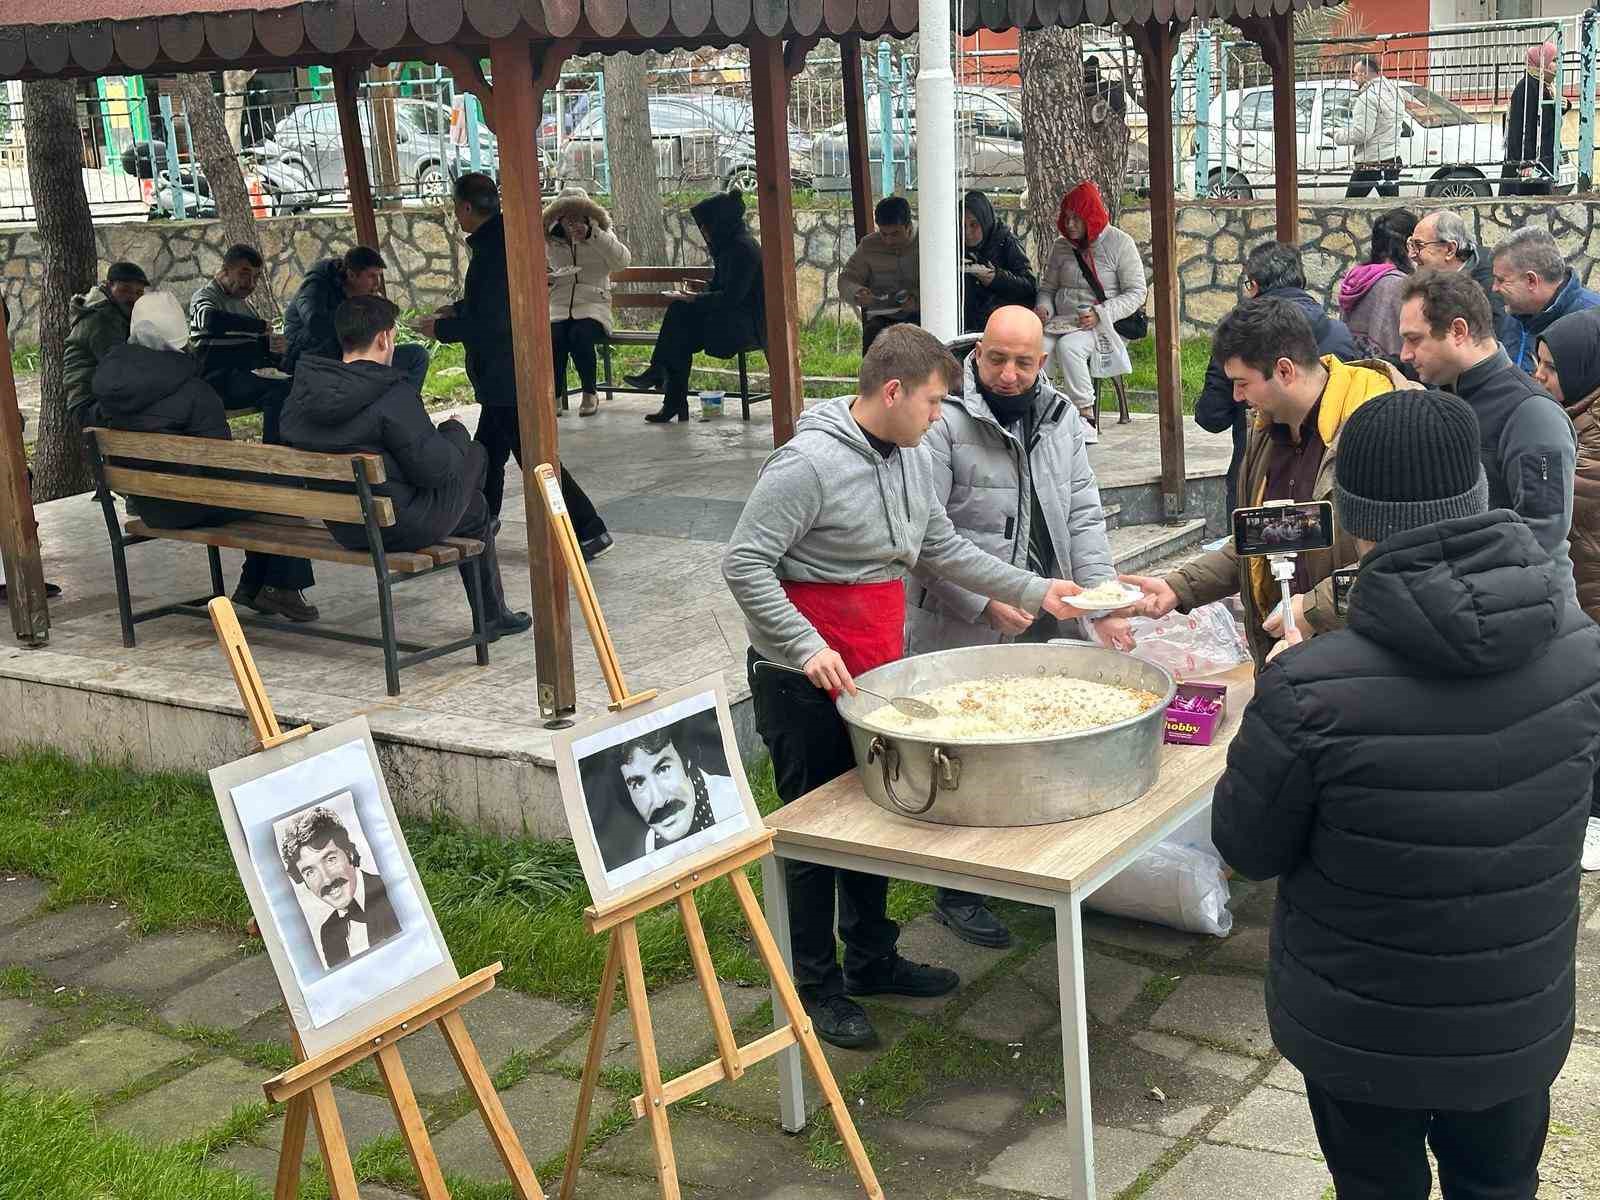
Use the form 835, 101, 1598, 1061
1, 195, 1593, 344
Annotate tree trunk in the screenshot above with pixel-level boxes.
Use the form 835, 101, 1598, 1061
1019, 28, 1131, 264
23, 80, 97, 500
602, 52, 669, 268
368, 65, 403, 209
222, 69, 256, 152
173, 72, 281, 322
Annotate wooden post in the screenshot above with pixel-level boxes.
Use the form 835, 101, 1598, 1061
368, 64, 404, 210
0, 301, 47, 645
750, 36, 805, 448
333, 65, 381, 250
488, 35, 576, 717
1269, 13, 1298, 244
840, 35, 875, 243
1133, 20, 1186, 521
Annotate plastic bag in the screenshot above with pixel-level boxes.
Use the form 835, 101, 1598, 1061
1122, 601, 1249, 681
1084, 809, 1233, 937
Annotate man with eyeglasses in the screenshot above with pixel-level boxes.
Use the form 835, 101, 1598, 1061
1407, 209, 1506, 326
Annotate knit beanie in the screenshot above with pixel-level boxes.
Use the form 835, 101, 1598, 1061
128, 291, 191, 354
1333, 389, 1489, 542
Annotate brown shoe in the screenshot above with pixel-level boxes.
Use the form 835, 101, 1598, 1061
254, 587, 320, 623
579, 392, 600, 417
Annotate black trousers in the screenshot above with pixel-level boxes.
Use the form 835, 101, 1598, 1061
647, 300, 710, 409
553, 318, 604, 396
861, 312, 920, 354
1306, 1080, 1549, 1200
203, 368, 314, 593
1347, 162, 1401, 199
748, 648, 900, 1002
472, 405, 606, 540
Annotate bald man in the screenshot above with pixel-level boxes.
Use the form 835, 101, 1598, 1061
906, 305, 1126, 948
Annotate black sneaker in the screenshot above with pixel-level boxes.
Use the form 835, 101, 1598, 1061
843, 955, 960, 1000
932, 899, 1013, 949
580, 532, 614, 562
802, 994, 877, 1050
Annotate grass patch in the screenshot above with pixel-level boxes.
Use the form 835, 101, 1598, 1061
0, 1086, 265, 1200
1139, 974, 1182, 1006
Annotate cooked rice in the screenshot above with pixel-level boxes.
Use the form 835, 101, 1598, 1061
868, 674, 1161, 740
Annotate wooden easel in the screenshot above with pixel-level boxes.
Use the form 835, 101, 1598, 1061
533, 464, 883, 1200
208, 598, 546, 1200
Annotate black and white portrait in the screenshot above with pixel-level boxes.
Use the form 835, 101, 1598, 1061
212, 726, 454, 1050
274, 795, 404, 971
557, 679, 761, 902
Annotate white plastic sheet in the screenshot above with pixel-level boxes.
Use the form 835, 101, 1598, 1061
1122, 602, 1249, 681
1084, 808, 1234, 937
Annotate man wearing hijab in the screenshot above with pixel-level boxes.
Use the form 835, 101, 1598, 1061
960, 191, 1036, 335
1035, 181, 1148, 444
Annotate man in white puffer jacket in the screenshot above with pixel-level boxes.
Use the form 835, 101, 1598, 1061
544, 186, 632, 416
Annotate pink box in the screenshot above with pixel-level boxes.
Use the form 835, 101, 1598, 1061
1163, 681, 1229, 746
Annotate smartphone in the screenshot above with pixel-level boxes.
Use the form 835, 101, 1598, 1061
1232, 500, 1336, 558
1331, 567, 1358, 617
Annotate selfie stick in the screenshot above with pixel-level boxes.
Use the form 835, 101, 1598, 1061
1269, 555, 1298, 638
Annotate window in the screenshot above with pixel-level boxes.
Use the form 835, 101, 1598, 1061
399, 102, 448, 138
1234, 91, 1272, 130
1401, 86, 1475, 129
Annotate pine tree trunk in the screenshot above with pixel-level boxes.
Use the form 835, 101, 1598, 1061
1019, 28, 1131, 264
222, 69, 256, 151
23, 80, 97, 500
173, 72, 281, 321
602, 52, 669, 268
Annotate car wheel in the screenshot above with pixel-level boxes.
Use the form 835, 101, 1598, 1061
1209, 169, 1253, 200
725, 165, 759, 194
417, 162, 451, 201
1426, 170, 1490, 199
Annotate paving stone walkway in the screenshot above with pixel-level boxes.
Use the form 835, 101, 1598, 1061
2, 869, 1597, 1199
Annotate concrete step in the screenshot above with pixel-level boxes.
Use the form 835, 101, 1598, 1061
1102, 502, 1123, 532
1108, 519, 1208, 576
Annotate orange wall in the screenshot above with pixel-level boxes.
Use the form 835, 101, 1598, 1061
959, 28, 1020, 86
1347, 0, 1431, 33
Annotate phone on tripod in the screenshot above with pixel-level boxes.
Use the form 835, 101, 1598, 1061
1232, 500, 1335, 558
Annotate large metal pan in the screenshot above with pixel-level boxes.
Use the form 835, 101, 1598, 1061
836, 643, 1176, 827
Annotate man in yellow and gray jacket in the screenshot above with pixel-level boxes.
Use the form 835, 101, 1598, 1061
1123, 298, 1392, 668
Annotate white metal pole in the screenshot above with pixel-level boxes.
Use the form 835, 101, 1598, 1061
917, 0, 960, 341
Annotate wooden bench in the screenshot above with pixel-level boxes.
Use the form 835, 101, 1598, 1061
562, 265, 769, 421
84, 429, 490, 698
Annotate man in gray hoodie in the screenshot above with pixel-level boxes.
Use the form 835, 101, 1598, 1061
725, 323, 1085, 1048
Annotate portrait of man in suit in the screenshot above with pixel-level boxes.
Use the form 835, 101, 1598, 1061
278, 803, 402, 970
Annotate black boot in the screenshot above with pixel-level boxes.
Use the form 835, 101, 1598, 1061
461, 524, 531, 642
644, 398, 690, 424
623, 365, 664, 390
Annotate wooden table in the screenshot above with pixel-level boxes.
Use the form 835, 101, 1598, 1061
759, 665, 1255, 1200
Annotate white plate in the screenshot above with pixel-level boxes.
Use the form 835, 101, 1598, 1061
1059, 582, 1144, 612
252, 367, 290, 380
1043, 317, 1078, 336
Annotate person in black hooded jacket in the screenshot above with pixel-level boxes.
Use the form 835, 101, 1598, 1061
283, 247, 430, 390
1213, 388, 1600, 1200
282, 295, 531, 641
91, 291, 319, 623
416, 173, 612, 561
1195, 242, 1359, 513
623, 189, 766, 423
960, 191, 1036, 334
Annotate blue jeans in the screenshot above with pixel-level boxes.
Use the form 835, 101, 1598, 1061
393, 343, 430, 393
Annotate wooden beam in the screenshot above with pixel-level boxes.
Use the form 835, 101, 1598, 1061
1132, 19, 1186, 520
751, 36, 804, 448
488, 34, 576, 717
332, 64, 381, 249
0, 302, 47, 645
840, 35, 874, 243
427, 46, 497, 131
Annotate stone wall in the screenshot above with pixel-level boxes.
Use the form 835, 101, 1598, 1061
1, 195, 1592, 343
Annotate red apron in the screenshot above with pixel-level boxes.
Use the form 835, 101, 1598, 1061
781, 579, 906, 681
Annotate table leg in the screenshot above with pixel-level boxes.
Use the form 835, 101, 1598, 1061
1055, 895, 1097, 1200
761, 853, 807, 1132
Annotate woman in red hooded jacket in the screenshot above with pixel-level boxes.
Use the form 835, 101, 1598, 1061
1034, 181, 1147, 443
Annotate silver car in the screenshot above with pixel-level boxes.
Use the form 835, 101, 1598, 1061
811, 86, 1027, 194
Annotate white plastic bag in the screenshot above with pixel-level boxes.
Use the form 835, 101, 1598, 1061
1084, 809, 1234, 937
1122, 601, 1249, 681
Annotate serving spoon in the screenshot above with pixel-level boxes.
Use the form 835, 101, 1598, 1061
754, 660, 940, 720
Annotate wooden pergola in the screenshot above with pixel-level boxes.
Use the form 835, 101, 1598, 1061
0, 0, 1330, 714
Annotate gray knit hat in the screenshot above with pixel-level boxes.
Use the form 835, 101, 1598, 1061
1334, 389, 1489, 543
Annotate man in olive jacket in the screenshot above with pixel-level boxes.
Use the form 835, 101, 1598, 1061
1212, 389, 1600, 1199
63, 261, 148, 428
1124, 299, 1392, 667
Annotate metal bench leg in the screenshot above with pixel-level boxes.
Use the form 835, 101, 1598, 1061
468, 553, 490, 667
108, 530, 137, 649
377, 573, 401, 698
207, 545, 225, 598
601, 339, 614, 396
739, 351, 751, 421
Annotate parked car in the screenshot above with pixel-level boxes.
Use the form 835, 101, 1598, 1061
121, 137, 318, 218
1191, 78, 1578, 200
555, 92, 814, 193
811, 86, 1028, 194
271, 98, 519, 201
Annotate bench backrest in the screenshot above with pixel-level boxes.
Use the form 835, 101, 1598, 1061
86, 429, 396, 527
608, 265, 713, 310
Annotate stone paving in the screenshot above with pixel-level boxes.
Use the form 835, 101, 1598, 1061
3, 869, 1598, 1199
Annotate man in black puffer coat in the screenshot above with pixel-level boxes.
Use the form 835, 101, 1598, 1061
92, 291, 318, 622
1195, 242, 1359, 513
1213, 388, 1600, 1200
282, 247, 429, 389
282, 295, 530, 641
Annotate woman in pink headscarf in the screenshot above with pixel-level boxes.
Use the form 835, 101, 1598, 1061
1503, 41, 1563, 196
